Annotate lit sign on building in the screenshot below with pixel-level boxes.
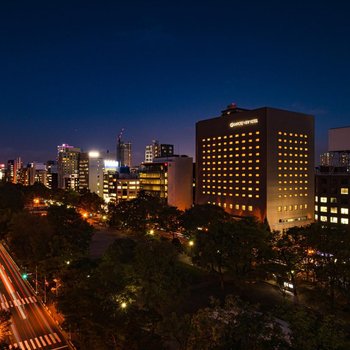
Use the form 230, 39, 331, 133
88, 151, 100, 158
104, 160, 119, 169
229, 118, 258, 128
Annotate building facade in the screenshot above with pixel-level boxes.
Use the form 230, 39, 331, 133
57, 144, 81, 190
117, 141, 132, 167
315, 127, 350, 226
196, 104, 315, 231
144, 140, 174, 163
139, 155, 193, 210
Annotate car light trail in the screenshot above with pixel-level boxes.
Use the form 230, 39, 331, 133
0, 265, 27, 320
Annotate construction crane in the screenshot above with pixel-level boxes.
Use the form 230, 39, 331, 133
117, 128, 125, 143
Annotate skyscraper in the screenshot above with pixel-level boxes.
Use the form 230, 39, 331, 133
57, 144, 81, 189
196, 104, 314, 231
144, 140, 174, 163
116, 129, 132, 167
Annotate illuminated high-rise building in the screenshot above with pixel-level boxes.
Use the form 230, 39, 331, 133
57, 144, 81, 189
0, 164, 5, 181
196, 104, 315, 231
46, 161, 58, 190
6, 158, 22, 183
78, 152, 89, 192
144, 140, 174, 163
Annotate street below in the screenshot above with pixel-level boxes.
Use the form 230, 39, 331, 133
0, 243, 71, 350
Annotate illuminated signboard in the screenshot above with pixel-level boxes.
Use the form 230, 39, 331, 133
88, 151, 100, 158
229, 118, 258, 128
104, 160, 119, 169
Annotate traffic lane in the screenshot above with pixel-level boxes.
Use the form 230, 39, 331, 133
7, 301, 69, 349
0, 246, 70, 349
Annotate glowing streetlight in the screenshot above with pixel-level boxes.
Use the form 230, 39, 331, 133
148, 229, 154, 235
189, 240, 194, 247
121, 302, 127, 309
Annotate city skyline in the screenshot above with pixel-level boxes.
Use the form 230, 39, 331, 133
1, 2, 350, 164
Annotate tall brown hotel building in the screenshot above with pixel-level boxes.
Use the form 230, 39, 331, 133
196, 104, 315, 231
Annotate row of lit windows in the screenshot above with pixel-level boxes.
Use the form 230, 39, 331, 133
203, 153, 260, 159
204, 160, 260, 165
204, 186, 259, 191
278, 187, 308, 191
315, 206, 349, 214
278, 159, 309, 164
203, 166, 260, 171
278, 193, 308, 198
203, 191, 260, 198
278, 174, 308, 178
278, 166, 308, 172
277, 147, 308, 152
278, 180, 308, 184
278, 139, 308, 146
316, 215, 349, 224
316, 191, 349, 203
278, 154, 308, 159
203, 179, 260, 184
202, 131, 260, 142
208, 201, 254, 211
278, 131, 308, 138
203, 145, 260, 152
278, 204, 308, 212
203, 173, 260, 177
203, 141, 260, 148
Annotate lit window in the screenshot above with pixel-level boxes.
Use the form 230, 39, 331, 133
315, 214, 318, 220
242, 205, 246, 210
278, 206, 282, 212
330, 217, 338, 223
235, 204, 239, 210
320, 216, 327, 222
341, 188, 349, 195
341, 208, 349, 215
248, 206, 253, 211
330, 197, 337, 203
320, 197, 327, 203
320, 206, 327, 212
330, 207, 337, 213
341, 218, 349, 225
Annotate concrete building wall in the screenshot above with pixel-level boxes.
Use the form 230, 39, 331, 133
166, 156, 193, 210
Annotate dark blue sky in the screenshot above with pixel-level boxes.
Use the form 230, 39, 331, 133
1, 1, 350, 165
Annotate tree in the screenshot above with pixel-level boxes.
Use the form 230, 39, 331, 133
0, 183, 24, 212
109, 191, 165, 234
156, 205, 182, 238
270, 227, 308, 302
78, 190, 104, 213
305, 224, 350, 306
187, 296, 289, 350
191, 219, 271, 288
6, 211, 53, 269
288, 306, 349, 350
133, 239, 188, 316
180, 204, 231, 235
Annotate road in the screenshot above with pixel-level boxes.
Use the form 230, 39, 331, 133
0, 243, 71, 350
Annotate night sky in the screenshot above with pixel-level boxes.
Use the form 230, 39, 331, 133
1, 1, 350, 165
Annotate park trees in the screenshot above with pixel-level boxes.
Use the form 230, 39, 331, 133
190, 219, 271, 288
